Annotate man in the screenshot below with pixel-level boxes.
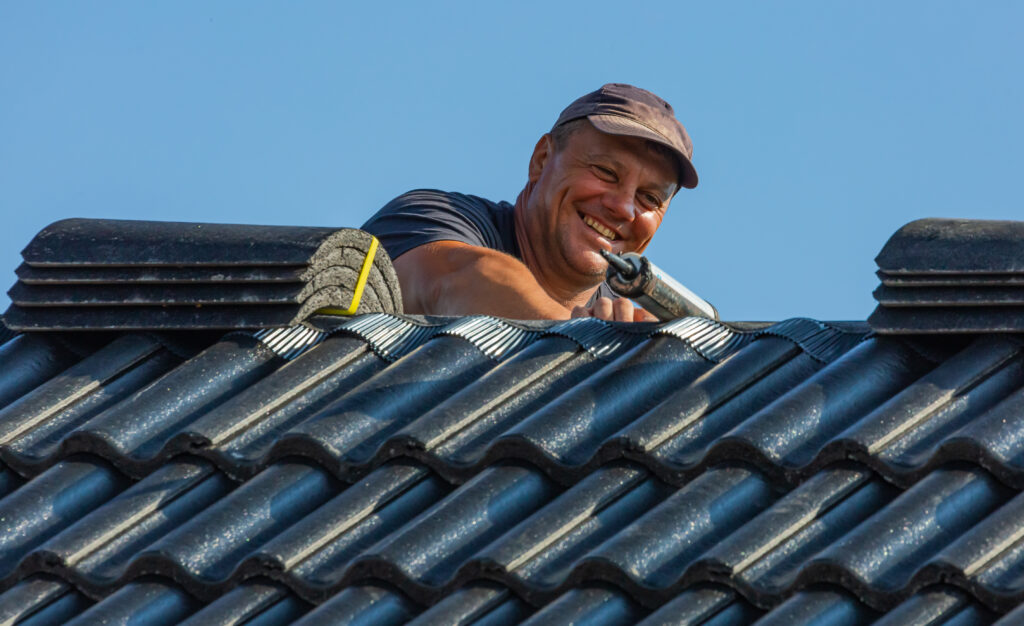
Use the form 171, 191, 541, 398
362, 83, 698, 322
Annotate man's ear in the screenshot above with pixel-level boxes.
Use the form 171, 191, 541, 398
528, 134, 553, 183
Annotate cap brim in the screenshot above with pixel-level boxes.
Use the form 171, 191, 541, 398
588, 114, 698, 189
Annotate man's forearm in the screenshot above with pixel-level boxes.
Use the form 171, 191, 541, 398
393, 241, 572, 319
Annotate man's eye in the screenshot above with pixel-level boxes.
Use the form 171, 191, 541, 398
592, 166, 617, 181
639, 192, 662, 209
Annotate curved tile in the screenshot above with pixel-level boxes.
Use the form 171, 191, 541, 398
126, 462, 341, 600
178, 581, 310, 626
0, 576, 91, 626
406, 583, 532, 625
240, 462, 449, 602
705, 337, 933, 480
21, 458, 232, 598
0, 459, 130, 583
57, 336, 282, 477
520, 585, 645, 626
798, 466, 1014, 609
875, 586, 996, 626
754, 587, 878, 625
567, 465, 778, 605
268, 335, 505, 480
291, 583, 416, 626
637, 584, 762, 625
487, 335, 715, 480
0, 334, 180, 476
346, 464, 560, 605
64, 580, 199, 626
0, 334, 78, 411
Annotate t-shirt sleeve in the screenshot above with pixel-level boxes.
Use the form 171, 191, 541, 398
361, 189, 506, 261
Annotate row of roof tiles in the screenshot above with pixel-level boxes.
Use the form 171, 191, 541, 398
5, 454, 1024, 613
2, 313, 1024, 623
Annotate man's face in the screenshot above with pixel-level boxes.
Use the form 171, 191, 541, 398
525, 121, 679, 281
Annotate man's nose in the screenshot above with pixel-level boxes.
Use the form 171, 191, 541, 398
602, 187, 636, 220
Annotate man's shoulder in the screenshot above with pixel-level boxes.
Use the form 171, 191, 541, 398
386, 188, 511, 214
362, 189, 517, 259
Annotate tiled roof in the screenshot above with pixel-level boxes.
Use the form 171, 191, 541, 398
2, 312, 1024, 623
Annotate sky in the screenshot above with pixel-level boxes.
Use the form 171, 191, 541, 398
2, 2, 1021, 322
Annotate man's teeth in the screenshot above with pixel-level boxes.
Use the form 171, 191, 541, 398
583, 216, 616, 240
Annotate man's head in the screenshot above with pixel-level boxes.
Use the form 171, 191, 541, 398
515, 84, 696, 293
551, 83, 698, 190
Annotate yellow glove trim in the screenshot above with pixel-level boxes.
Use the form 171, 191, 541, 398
315, 235, 379, 316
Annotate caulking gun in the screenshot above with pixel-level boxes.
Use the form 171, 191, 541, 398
600, 249, 719, 321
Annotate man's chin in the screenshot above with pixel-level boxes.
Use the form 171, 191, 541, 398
568, 253, 611, 280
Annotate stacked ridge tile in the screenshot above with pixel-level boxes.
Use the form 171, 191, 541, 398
869, 218, 1024, 333
4, 218, 402, 331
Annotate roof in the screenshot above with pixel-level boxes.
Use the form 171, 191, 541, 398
2, 215, 1024, 624
2, 310, 1024, 624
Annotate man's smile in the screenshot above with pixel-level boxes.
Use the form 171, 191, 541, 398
580, 213, 618, 240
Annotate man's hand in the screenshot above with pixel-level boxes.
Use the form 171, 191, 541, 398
571, 297, 658, 322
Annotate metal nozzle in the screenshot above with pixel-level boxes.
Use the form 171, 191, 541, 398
600, 249, 638, 279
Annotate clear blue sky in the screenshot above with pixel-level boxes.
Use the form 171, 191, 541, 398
2, 2, 1021, 321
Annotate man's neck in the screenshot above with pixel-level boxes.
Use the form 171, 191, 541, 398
512, 186, 602, 310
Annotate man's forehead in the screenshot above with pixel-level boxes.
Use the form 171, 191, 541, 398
574, 131, 679, 188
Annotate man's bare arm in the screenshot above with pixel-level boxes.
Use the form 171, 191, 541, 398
392, 241, 573, 319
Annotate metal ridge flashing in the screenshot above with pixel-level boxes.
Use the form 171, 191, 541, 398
257, 314, 869, 365
254, 326, 328, 360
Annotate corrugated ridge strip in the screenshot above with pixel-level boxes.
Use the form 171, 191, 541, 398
253, 326, 327, 360
654, 316, 747, 362
542, 317, 650, 360
324, 315, 543, 362
656, 316, 866, 364
330, 315, 437, 361
757, 318, 866, 364
260, 315, 869, 363
433, 316, 540, 360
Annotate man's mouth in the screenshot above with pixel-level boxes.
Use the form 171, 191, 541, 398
581, 214, 617, 240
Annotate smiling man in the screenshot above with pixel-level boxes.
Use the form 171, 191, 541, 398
361, 83, 698, 321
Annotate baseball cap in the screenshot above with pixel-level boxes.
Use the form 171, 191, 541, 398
552, 83, 698, 189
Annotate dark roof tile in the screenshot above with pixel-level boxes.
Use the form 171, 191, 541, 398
0, 459, 130, 580
291, 583, 416, 626
637, 584, 762, 625
875, 586, 997, 625
25, 459, 232, 596
178, 581, 311, 626
804, 466, 1013, 605
521, 585, 645, 626
698, 466, 899, 606
0, 333, 78, 408
63, 580, 199, 626
406, 583, 532, 626
131, 462, 340, 599
754, 587, 878, 625
0, 576, 92, 626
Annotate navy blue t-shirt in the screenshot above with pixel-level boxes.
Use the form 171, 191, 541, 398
362, 189, 617, 302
